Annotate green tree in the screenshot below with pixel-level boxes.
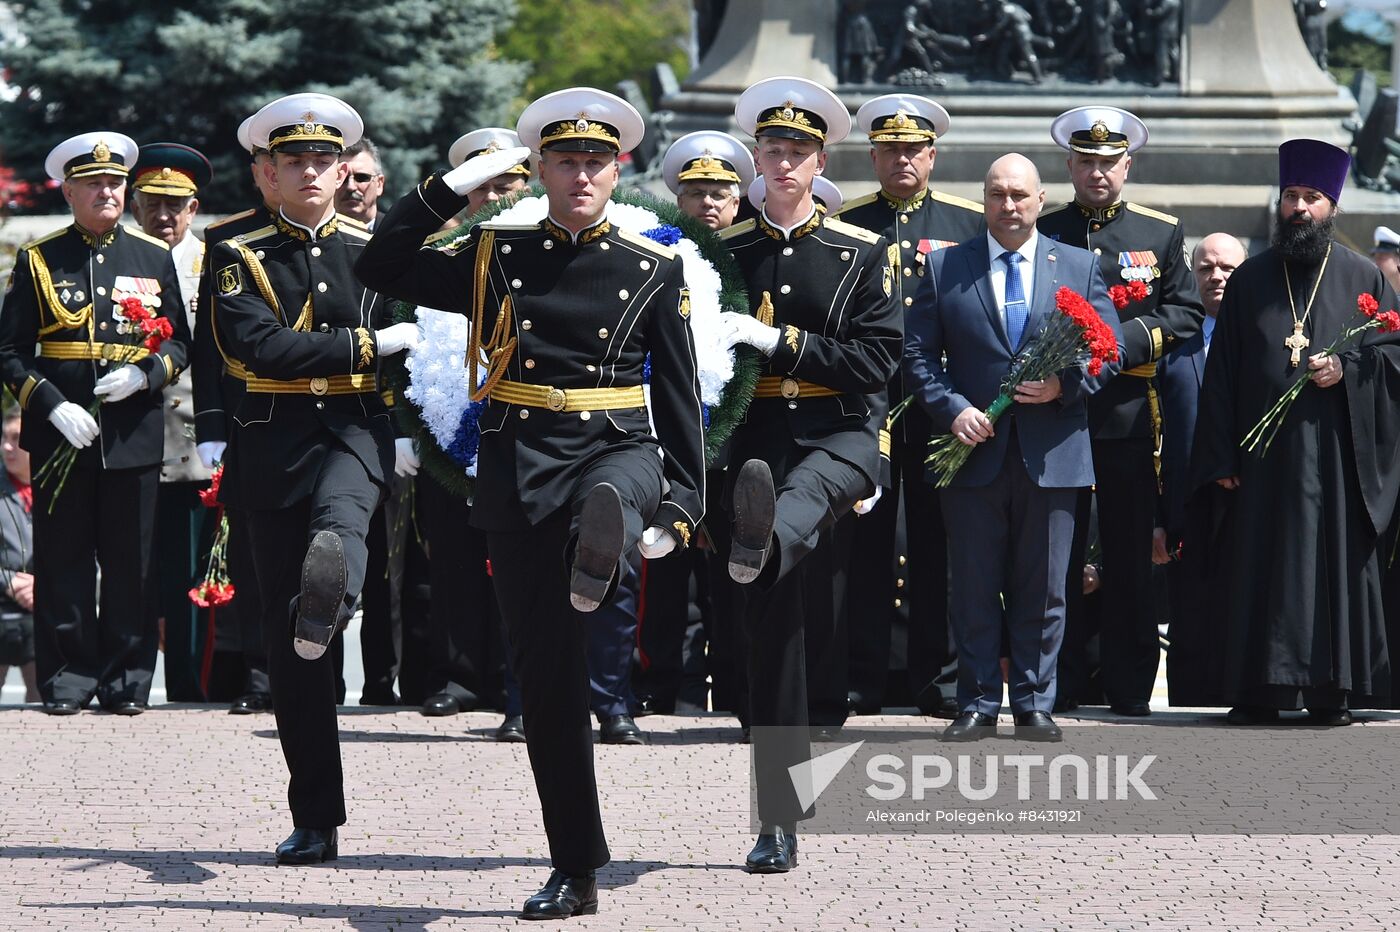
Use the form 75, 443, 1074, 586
498, 0, 691, 103
0, 0, 527, 212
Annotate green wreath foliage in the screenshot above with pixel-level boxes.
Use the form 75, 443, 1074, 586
386, 183, 758, 500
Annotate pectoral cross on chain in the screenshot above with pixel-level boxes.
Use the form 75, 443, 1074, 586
1285, 321, 1309, 368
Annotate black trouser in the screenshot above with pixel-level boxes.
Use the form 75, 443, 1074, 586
633, 546, 697, 712
487, 448, 662, 875
419, 474, 505, 708
155, 481, 203, 701
701, 469, 746, 717
359, 491, 399, 701
736, 443, 866, 826
1087, 437, 1159, 707
246, 447, 381, 829
226, 504, 269, 695
33, 462, 158, 708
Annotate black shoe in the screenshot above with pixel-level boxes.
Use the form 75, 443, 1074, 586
44, 699, 82, 716
421, 693, 462, 717
110, 701, 147, 716
745, 825, 798, 873
1110, 702, 1152, 717
633, 694, 672, 717
570, 483, 625, 613
599, 714, 645, 745
520, 869, 598, 920
229, 692, 272, 715
359, 687, 399, 707
294, 530, 348, 661
275, 827, 338, 865
729, 459, 776, 585
942, 711, 997, 742
1226, 705, 1279, 725
496, 715, 526, 742
1014, 711, 1063, 742
1309, 707, 1353, 726
921, 695, 962, 719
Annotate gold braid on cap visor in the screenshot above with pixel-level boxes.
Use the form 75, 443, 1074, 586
755, 101, 825, 141
267, 122, 344, 150
539, 117, 620, 150
677, 155, 740, 184
868, 110, 937, 142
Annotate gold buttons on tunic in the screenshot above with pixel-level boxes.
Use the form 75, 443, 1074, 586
519, 409, 530, 419
96, 254, 104, 264
98, 321, 107, 330
525, 358, 536, 369
904, 267, 912, 277
900, 215, 909, 223
901, 240, 911, 249
840, 251, 850, 261
255, 251, 265, 259
780, 285, 791, 294
320, 323, 330, 332
598, 328, 609, 339
600, 242, 610, 251
543, 240, 554, 250
311, 246, 321, 257
639, 260, 650, 270
586, 364, 596, 372
96, 286, 106, 296
894, 598, 902, 607
580, 410, 591, 421
317, 282, 327, 293
904, 297, 913, 306
782, 246, 794, 256
521, 320, 532, 330
315, 401, 324, 410
619, 289, 629, 300
899, 555, 907, 566
501, 244, 512, 254
512, 278, 522, 288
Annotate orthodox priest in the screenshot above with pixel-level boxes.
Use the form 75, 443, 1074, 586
1186, 139, 1400, 725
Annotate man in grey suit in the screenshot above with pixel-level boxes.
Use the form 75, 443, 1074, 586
904, 154, 1121, 742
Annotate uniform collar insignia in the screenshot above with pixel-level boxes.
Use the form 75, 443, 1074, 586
757, 205, 823, 242
73, 223, 118, 249
275, 210, 340, 242
879, 188, 928, 213
1074, 200, 1122, 223
543, 215, 611, 245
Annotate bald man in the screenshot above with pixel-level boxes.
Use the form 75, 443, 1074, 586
904, 154, 1122, 742
1154, 232, 1246, 565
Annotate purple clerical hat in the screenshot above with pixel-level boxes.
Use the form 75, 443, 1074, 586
1278, 138, 1350, 204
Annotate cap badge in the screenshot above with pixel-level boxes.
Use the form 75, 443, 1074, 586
883, 110, 918, 131
780, 100, 795, 122
484, 140, 502, 154
159, 167, 172, 179
92, 140, 110, 162
301, 111, 316, 134
1090, 120, 1110, 142
574, 115, 590, 134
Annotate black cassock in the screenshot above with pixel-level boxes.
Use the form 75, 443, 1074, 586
1171, 244, 1400, 709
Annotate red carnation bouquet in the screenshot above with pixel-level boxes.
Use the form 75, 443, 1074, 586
1108, 280, 1149, 311
34, 296, 176, 511
1241, 293, 1400, 455
189, 463, 235, 609
920, 285, 1120, 487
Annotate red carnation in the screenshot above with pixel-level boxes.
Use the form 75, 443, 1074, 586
1127, 280, 1149, 302
1359, 293, 1380, 317
1379, 310, 1400, 333
1108, 285, 1129, 311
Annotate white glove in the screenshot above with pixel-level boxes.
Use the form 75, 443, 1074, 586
48, 402, 99, 448
721, 313, 781, 356
443, 146, 532, 196
376, 322, 421, 356
394, 437, 420, 477
639, 525, 677, 559
196, 441, 227, 469
92, 365, 148, 403
854, 485, 883, 516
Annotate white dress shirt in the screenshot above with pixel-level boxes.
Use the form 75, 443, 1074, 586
986, 229, 1039, 328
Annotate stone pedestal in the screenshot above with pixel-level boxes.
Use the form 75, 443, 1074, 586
659, 0, 1377, 235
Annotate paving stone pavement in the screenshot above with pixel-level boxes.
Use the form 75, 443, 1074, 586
5, 705, 1400, 931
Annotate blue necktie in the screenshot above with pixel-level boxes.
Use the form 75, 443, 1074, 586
1001, 251, 1029, 350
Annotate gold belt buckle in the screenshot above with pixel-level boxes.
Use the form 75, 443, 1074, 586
100, 343, 120, 361
309, 377, 329, 396
780, 377, 800, 400
545, 387, 567, 412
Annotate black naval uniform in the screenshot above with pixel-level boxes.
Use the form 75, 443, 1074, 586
208, 210, 393, 829
721, 209, 901, 826
832, 187, 984, 715
193, 205, 274, 703
1037, 200, 1203, 709
0, 222, 188, 708
356, 174, 706, 876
